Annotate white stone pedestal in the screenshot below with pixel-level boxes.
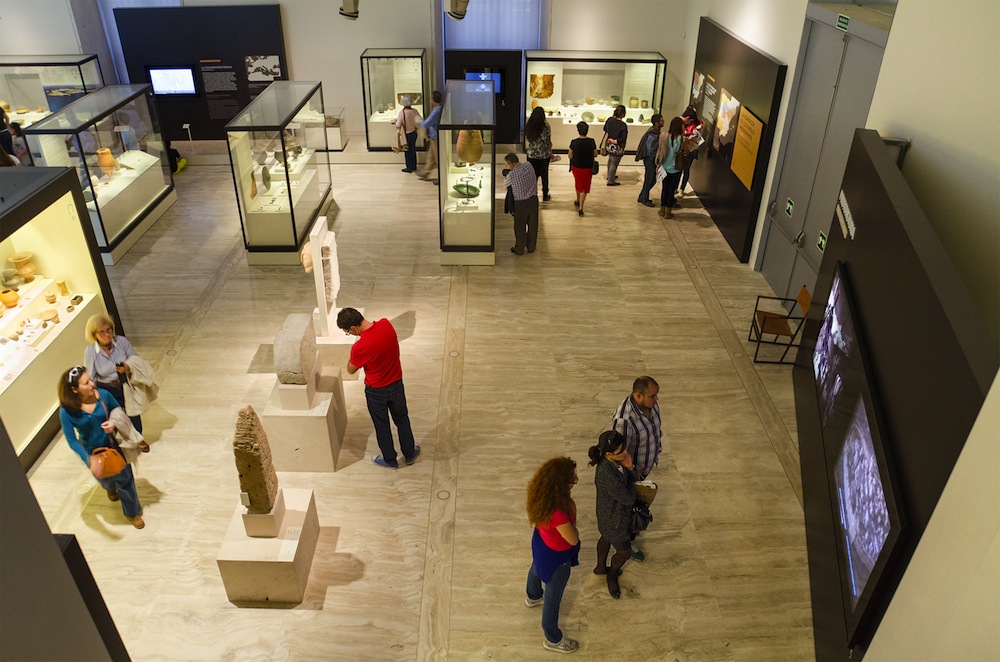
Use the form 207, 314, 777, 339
216, 488, 319, 604
262, 386, 342, 472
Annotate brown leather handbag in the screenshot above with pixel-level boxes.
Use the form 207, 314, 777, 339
90, 446, 126, 479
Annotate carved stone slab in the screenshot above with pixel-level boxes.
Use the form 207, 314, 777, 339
274, 313, 317, 385
233, 405, 278, 514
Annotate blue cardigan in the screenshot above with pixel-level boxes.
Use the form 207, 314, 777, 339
60, 388, 120, 464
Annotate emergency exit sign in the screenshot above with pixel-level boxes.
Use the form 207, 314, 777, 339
836, 14, 850, 31
817, 231, 828, 253
785, 198, 794, 217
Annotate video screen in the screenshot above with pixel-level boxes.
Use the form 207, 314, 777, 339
464, 70, 502, 94
813, 268, 857, 428
834, 396, 891, 609
148, 67, 197, 95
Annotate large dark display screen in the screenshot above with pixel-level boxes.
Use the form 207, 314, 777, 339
813, 268, 855, 428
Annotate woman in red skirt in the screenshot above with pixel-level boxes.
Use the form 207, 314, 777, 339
568, 121, 597, 217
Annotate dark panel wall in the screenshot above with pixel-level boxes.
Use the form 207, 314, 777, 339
115, 6, 287, 142
794, 130, 998, 659
444, 50, 523, 144
688, 18, 786, 262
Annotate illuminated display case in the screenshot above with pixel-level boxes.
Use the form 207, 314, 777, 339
524, 51, 667, 153
438, 80, 495, 265
0, 54, 104, 132
0, 167, 121, 467
24, 84, 175, 265
360, 48, 427, 151
225, 81, 331, 264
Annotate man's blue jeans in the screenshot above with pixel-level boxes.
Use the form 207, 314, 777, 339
526, 561, 572, 644
639, 155, 658, 203
365, 379, 416, 466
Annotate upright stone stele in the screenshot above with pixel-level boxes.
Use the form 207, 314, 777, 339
232, 405, 278, 514
273, 313, 317, 385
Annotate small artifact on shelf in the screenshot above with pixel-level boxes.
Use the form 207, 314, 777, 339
626, 118, 634, 123
36, 107, 45, 113
97, 148, 116, 176
529, 74, 554, 99
39, 309, 60, 324
70, 294, 83, 305
563, 99, 572, 107
45, 293, 57, 304
581, 111, 595, 123
8, 252, 35, 282
454, 177, 479, 206
610, 95, 621, 105
15, 107, 28, 114
629, 96, 639, 109
0, 289, 17, 308
56, 279, 69, 296
585, 97, 596, 105
641, 99, 649, 109
639, 114, 644, 123
597, 115, 607, 122
377, 103, 385, 113
597, 98, 606, 106
455, 129, 483, 165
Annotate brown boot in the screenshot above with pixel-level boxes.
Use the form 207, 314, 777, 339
664, 206, 674, 219
658, 206, 666, 217
106, 489, 119, 502
129, 514, 145, 529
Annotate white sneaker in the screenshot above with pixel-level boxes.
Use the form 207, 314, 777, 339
525, 595, 544, 607
543, 637, 579, 654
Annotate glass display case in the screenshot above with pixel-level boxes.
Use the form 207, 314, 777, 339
360, 48, 427, 151
24, 85, 175, 264
0, 54, 104, 131
325, 106, 346, 151
525, 51, 667, 153
0, 167, 121, 467
225, 81, 330, 264
438, 80, 495, 265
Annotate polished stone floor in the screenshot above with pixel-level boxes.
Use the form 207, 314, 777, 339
27, 156, 814, 661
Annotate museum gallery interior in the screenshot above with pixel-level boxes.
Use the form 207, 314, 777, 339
1, 1, 997, 660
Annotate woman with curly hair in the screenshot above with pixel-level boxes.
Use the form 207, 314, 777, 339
524, 107, 553, 202
524, 456, 581, 654
588, 430, 636, 599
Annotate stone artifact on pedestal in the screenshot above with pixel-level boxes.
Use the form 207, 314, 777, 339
232, 405, 278, 516
274, 313, 317, 387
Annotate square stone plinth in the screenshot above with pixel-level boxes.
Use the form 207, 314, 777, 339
217, 488, 319, 605
262, 389, 342, 472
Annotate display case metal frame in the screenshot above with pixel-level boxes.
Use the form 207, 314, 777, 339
524, 50, 667, 154
360, 48, 428, 152
0, 54, 105, 134
24, 84, 176, 265
225, 81, 331, 265
0, 167, 122, 468
437, 80, 496, 265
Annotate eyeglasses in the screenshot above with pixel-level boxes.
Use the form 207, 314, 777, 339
67, 365, 84, 384
95, 327, 114, 336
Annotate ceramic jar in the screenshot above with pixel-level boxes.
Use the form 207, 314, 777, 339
640, 99, 649, 109
629, 96, 639, 108
8, 252, 35, 283
0, 289, 18, 308
455, 129, 483, 164
97, 148, 116, 176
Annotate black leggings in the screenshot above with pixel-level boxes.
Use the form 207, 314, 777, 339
528, 157, 550, 197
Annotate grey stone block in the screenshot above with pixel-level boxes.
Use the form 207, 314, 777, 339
274, 313, 316, 385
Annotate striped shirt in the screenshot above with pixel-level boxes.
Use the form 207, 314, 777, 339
611, 395, 663, 480
504, 161, 537, 201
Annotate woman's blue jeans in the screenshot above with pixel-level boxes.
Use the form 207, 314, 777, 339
365, 380, 416, 466
404, 131, 418, 171
98, 464, 142, 518
526, 561, 572, 644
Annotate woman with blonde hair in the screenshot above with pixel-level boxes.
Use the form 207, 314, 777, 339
84, 313, 150, 449
656, 116, 685, 219
524, 456, 581, 654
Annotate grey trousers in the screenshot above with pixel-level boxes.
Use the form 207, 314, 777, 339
512, 195, 539, 253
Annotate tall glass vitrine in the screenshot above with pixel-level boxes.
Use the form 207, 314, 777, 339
0, 54, 104, 130
438, 80, 495, 265
24, 84, 174, 264
225, 81, 330, 264
525, 51, 667, 154
360, 48, 427, 151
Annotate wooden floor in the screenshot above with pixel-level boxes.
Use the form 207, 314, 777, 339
27, 158, 814, 661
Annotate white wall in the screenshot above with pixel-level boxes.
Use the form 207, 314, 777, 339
865, 369, 1000, 660
183, 0, 435, 136
865, 0, 1000, 341
0, 0, 80, 54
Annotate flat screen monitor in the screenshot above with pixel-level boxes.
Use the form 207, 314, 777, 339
464, 69, 502, 94
148, 67, 197, 96
815, 262, 907, 647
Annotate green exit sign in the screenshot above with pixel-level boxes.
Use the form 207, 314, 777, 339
836, 14, 850, 31
817, 231, 828, 253
785, 198, 794, 217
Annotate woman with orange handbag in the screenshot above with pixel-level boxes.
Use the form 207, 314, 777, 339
58, 365, 145, 529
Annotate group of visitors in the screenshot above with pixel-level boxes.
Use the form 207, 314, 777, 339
524, 376, 663, 654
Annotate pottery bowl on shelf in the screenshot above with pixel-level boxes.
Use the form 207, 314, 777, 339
39, 308, 60, 324
585, 97, 596, 104
581, 111, 595, 123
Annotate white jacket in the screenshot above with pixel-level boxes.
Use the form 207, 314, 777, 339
109, 406, 144, 465
123, 354, 158, 415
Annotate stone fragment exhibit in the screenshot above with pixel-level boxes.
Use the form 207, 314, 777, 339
232, 405, 278, 515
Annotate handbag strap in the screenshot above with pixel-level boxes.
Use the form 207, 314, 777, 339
599, 132, 608, 149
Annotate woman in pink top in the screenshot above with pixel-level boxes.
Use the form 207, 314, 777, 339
395, 95, 423, 173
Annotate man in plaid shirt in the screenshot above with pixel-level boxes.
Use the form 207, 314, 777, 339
503, 153, 539, 255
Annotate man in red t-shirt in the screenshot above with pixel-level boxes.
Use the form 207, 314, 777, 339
337, 307, 418, 469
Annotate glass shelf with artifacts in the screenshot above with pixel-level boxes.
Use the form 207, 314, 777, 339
524, 51, 667, 154
226, 81, 331, 265
0, 54, 105, 137
24, 84, 175, 265
0, 168, 122, 467
324, 106, 346, 151
438, 80, 495, 266
361, 49, 428, 151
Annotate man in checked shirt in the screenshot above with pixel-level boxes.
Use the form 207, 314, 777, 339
611, 375, 663, 560
503, 153, 539, 255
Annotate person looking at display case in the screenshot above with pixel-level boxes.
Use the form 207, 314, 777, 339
635, 113, 663, 207
656, 116, 684, 219
58, 365, 145, 529
395, 95, 423, 173
524, 107, 553, 202
588, 430, 637, 599
602, 105, 628, 186
524, 456, 581, 654
567, 121, 596, 217
84, 313, 152, 448
417, 90, 442, 184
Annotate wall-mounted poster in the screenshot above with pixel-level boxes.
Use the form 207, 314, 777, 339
245, 55, 281, 82
691, 70, 704, 104
712, 88, 741, 162
730, 107, 763, 190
